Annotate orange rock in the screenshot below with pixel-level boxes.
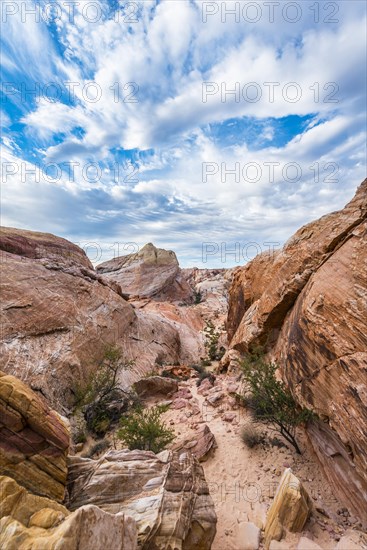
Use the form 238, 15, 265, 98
227, 179, 367, 525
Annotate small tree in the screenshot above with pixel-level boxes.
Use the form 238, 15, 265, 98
241, 350, 314, 454
117, 405, 175, 453
203, 320, 225, 361
74, 346, 135, 436
74, 345, 134, 408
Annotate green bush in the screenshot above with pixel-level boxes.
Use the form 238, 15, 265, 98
74, 345, 134, 408
241, 349, 314, 454
74, 346, 136, 437
117, 405, 175, 453
203, 321, 225, 361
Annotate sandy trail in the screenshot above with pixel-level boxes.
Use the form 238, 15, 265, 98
164, 373, 350, 550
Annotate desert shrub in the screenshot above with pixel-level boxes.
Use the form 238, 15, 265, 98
241, 349, 314, 454
117, 405, 175, 453
269, 437, 288, 449
197, 371, 216, 387
240, 424, 265, 448
154, 356, 165, 367
85, 389, 140, 437
85, 438, 111, 458
74, 345, 134, 408
203, 321, 225, 361
191, 363, 216, 387
191, 363, 205, 375
194, 290, 203, 304
74, 346, 136, 437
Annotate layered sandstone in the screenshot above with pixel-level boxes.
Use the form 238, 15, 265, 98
0, 228, 182, 411
264, 469, 312, 548
0, 229, 233, 411
0, 371, 69, 502
66, 449, 217, 549
226, 179, 367, 524
0, 475, 137, 549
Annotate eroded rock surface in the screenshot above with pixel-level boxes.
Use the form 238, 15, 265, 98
0, 475, 137, 550
0, 371, 69, 502
66, 449, 217, 549
264, 469, 312, 549
227, 180, 367, 523
96, 243, 183, 300
133, 376, 178, 398
0, 228, 182, 410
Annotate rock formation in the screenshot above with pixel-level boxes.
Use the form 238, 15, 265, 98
0, 475, 137, 550
97, 247, 233, 365
66, 449, 217, 549
173, 424, 217, 462
0, 228, 183, 411
96, 242, 189, 301
226, 179, 367, 524
0, 371, 69, 502
133, 376, 178, 398
0, 229, 232, 411
264, 468, 312, 549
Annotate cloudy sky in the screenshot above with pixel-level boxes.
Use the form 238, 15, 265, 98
1, 0, 366, 267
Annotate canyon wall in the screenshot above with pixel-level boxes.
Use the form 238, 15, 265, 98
226, 179, 367, 524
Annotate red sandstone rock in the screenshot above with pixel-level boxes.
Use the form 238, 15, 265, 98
227, 179, 367, 525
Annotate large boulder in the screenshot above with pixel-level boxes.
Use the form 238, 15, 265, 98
274, 221, 367, 519
0, 228, 181, 411
227, 179, 367, 523
133, 376, 178, 398
66, 449, 217, 549
0, 475, 137, 549
96, 243, 183, 300
0, 371, 69, 502
264, 469, 312, 549
173, 424, 217, 462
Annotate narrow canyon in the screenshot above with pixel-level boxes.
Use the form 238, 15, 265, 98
0, 179, 366, 549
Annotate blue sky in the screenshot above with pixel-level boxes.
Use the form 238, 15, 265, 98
1, 0, 366, 267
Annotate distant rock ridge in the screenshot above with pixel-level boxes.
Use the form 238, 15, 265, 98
225, 178, 367, 525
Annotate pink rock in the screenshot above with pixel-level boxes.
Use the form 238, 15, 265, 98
222, 412, 237, 422
173, 399, 187, 409
206, 392, 224, 406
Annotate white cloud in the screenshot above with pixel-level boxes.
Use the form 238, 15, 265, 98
1, 0, 366, 266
